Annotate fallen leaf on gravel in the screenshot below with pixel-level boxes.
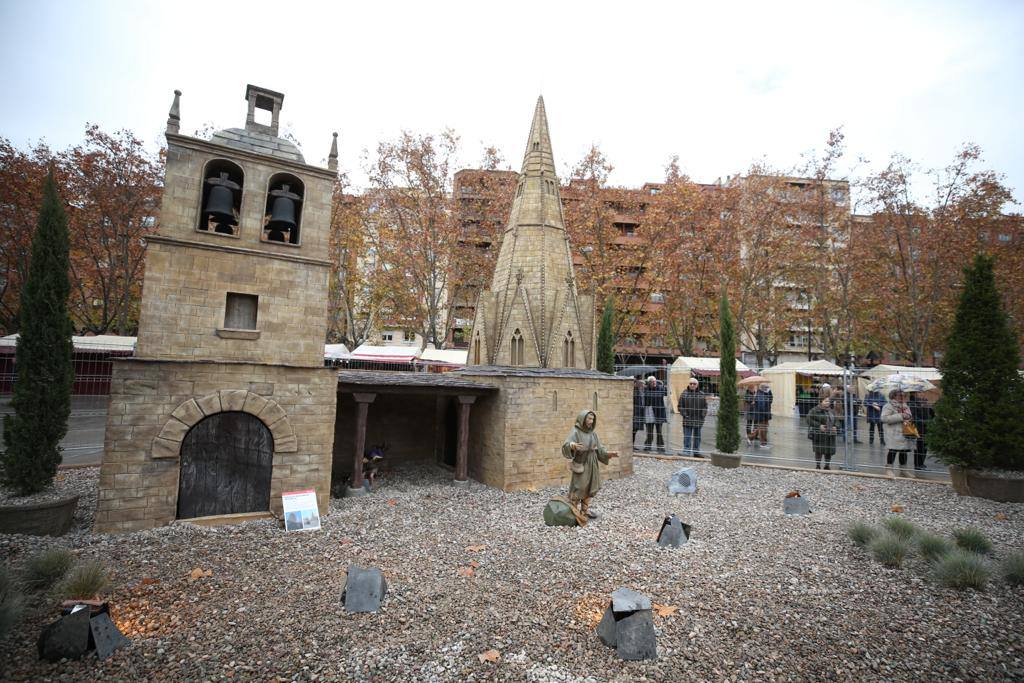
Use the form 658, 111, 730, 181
852, 484, 866, 492
189, 568, 213, 580
890, 504, 905, 513
574, 594, 606, 627
653, 603, 679, 618
140, 578, 160, 585
457, 567, 474, 577
465, 544, 486, 552
785, 490, 801, 498
995, 513, 1009, 521
468, 560, 480, 568
478, 649, 501, 663
386, 499, 397, 506
340, 538, 354, 545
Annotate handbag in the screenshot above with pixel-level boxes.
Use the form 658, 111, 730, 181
570, 461, 585, 474
902, 421, 920, 438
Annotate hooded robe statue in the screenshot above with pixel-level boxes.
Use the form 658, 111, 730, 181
561, 410, 610, 518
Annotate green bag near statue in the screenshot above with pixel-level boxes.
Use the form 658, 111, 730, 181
544, 496, 584, 526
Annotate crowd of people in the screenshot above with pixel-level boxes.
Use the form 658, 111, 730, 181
630, 372, 936, 474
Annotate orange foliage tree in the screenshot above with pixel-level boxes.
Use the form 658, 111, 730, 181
858, 144, 1014, 363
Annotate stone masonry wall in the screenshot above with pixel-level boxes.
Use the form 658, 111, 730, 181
95, 359, 336, 533
465, 372, 632, 491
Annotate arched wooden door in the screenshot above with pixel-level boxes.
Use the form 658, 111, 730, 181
177, 411, 274, 519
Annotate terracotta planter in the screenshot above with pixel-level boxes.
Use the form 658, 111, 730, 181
710, 452, 742, 469
0, 495, 79, 536
949, 466, 1024, 504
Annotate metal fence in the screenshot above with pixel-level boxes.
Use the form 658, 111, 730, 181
621, 363, 949, 481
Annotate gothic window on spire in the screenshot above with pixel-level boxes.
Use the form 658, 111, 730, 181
473, 333, 481, 365
533, 141, 540, 151
511, 329, 524, 366
562, 331, 575, 367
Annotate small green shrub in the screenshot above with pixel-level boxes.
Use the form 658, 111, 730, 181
0, 566, 25, 640
869, 533, 911, 568
23, 547, 74, 591
882, 516, 918, 541
1001, 551, 1024, 586
54, 561, 108, 600
952, 527, 993, 555
933, 549, 991, 590
918, 532, 954, 563
847, 522, 877, 548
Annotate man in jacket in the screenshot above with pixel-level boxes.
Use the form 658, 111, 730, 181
678, 377, 709, 456
643, 376, 667, 453
864, 389, 886, 446
752, 383, 773, 447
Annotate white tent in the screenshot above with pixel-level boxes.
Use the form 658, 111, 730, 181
0, 334, 137, 353
668, 356, 753, 413
857, 364, 942, 395
761, 360, 846, 417
420, 348, 467, 367
324, 343, 351, 360
349, 343, 422, 363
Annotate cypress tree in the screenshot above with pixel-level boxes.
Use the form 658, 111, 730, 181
716, 292, 740, 453
929, 254, 1024, 471
597, 298, 615, 373
1, 170, 74, 495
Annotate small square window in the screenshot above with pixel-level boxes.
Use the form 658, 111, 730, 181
225, 293, 258, 330
381, 332, 394, 342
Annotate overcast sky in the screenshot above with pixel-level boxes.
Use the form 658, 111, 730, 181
2, 0, 1022, 208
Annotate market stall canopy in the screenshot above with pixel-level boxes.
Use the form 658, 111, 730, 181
762, 359, 845, 376
670, 356, 754, 377
349, 343, 421, 363
420, 348, 468, 366
0, 333, 137, 354
324, 343, 351, 360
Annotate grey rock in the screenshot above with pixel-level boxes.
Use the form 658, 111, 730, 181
342, 565, 387, 613
784, 495, 811, 515
90, 611, 130, 660
668, 467, 698, 494
611, 587, 651, 612
38, 607, 91, 662
657, 514, 691, 548
597, 588, 658, 661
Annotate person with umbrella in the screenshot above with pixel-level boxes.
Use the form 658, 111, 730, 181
907, 391, 934, 472
678, 377, 708, 456
864, 387, 886, 446
881, 389, 914, 477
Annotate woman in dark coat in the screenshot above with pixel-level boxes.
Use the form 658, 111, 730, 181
907, 392, 934, 471
807, 392, 838, 469
643, 376, 667, 453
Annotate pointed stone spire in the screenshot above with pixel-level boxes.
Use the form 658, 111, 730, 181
166, 89, 181, 135
504, 96, 564, 232
468, 96, 594, 368
328, 132, 339, 171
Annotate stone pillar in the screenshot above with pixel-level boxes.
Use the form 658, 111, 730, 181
346, 392, 376, 497
453, 395, 477, 487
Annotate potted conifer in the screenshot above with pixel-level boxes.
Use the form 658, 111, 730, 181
930, 254, 1024, 503
0, 169, 78, 535
712, 293, 742, 468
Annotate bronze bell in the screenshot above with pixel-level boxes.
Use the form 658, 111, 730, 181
204, 172, 240, 233
265, 184, 301, 242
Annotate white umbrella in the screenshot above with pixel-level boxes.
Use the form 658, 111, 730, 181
866, 373, 935, 393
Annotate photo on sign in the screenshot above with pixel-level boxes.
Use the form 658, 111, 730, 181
282, 489, 321, 532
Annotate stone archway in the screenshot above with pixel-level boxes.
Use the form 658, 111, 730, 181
151, 390, 298, 460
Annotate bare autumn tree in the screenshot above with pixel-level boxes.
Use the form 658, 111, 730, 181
859, 144, 1014, 363
562, 145, 681, 354
792, 129, 863, 364
722, 167, 805, 367
0, 139, 51, 334
364, 130, 462, 348
649, 158, 730, 356
63, 125, 163, 335
326, 173, 390, 348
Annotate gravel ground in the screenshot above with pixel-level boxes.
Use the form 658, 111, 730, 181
0, 467, 100, 510
1, 459, 1022, 682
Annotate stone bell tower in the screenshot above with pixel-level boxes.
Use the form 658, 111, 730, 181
95, 85, 339, 533
468, 97, 595, 368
